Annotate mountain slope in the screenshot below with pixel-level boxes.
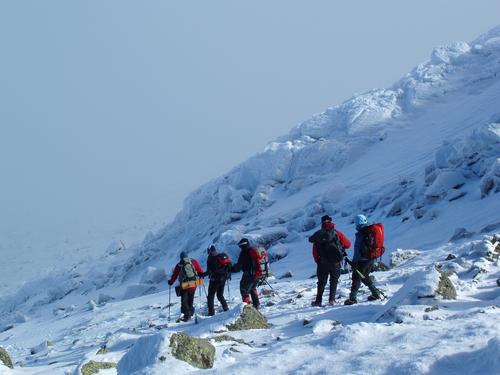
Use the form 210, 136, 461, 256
0, 26, 500, 375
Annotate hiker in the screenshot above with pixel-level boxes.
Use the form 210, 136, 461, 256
231, 238, 269, 309
309, 215, 351, 306
344, 214, 384, 305
204, 245, 230, 316
168, 251, 204, 322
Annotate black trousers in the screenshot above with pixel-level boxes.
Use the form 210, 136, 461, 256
180, 289, 196, 318
207, 279, 228, 315
240, 273, 260, 308
315, 261, 341, 303
350, 259, 379, 299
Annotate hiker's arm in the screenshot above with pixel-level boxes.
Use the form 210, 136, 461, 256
312, 243, 319, 263
168, 264, 180, 285
337, 231, 351, 249
192, 259, 204, 276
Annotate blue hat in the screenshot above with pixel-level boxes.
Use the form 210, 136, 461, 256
355, 214, 368, 226
180, 251, 188, 260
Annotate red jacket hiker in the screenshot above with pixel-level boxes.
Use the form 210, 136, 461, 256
168, 258, 204, 292
312, 221, 351, 263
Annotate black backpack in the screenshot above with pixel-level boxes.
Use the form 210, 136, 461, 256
213, 253, 232, 280
311, 228, 344, 263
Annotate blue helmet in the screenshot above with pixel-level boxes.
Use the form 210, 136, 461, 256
355, 214, 368, 227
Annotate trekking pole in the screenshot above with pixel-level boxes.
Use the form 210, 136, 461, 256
195, 286, 201, 324
344, 257, 387, 300
264, 280, 283, 300
168, 285, 172, 322
227, 281, 231, 304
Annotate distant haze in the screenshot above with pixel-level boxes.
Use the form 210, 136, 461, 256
0, 1, 499, 289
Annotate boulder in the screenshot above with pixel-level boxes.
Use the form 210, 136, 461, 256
0, 347, 13, 369
278, 271, 293, 279
169, 333, 215, 369
227, 305, 269, 331
436, 271, 457, 300
390, 249, 420, 267
450, 227, 475, 242
81, 360, 116, 375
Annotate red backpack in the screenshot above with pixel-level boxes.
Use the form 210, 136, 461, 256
362, 223, 385, 260
251, 246, 269, 282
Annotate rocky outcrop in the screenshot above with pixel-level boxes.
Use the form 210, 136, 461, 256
81, 360, 116, 375
227, 305, 269, 331
436, 271, 457, 300
0, 347, 13, 369
169, 333, 215, 369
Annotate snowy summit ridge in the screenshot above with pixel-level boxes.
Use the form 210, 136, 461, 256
0, 26, 500, 375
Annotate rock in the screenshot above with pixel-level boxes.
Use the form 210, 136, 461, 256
278, 271, 293, 279
227, 305, 269, 331
96, 345, 108, 355
445, 254, 457, 261
210, 335, 251, 346
480, 222, 500, 234
0, 347, 13, 369
391, 249, 420, 267
265, 301, 276, 307
373, 261, 391, 272
450, 227, 475, 242
497, 278, 500, 287
436, 271, 457, 300
303, 319, 312, 326
97, 293, 115, 305
169, 333, 215, 369
261, 289, 273, 296
81, 360, 116, 375
424, 306, 439, 313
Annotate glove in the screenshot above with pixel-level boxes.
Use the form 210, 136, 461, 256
168, 280, 173, 286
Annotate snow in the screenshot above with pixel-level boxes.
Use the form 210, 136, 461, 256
1, 25, 500, 375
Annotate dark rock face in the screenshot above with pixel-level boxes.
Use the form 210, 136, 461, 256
169, 333, 215, 369
227, 305, 269, 331
0, 347, 13, 369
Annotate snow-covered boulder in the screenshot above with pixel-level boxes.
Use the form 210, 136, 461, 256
390, 249, 420, 267
0, 347, 13, 369
425, 170, 466, 199
140, 266, 167, 285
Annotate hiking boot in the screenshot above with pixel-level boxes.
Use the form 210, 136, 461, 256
253, 304, 261, 310
344, 298, 357, 305
311, 300, 322, 307
328, 299, 336, 306
181, 315, 191, 322
367, 294, 380, 301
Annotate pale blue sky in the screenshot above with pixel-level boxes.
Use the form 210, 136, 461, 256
0, 1, 499, 264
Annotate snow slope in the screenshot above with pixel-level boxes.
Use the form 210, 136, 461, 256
1, 26, 500, 375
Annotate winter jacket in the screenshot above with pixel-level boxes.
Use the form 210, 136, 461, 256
232, 246, 260, 276
168, 258, 204, 291
309, 222, 351, 264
